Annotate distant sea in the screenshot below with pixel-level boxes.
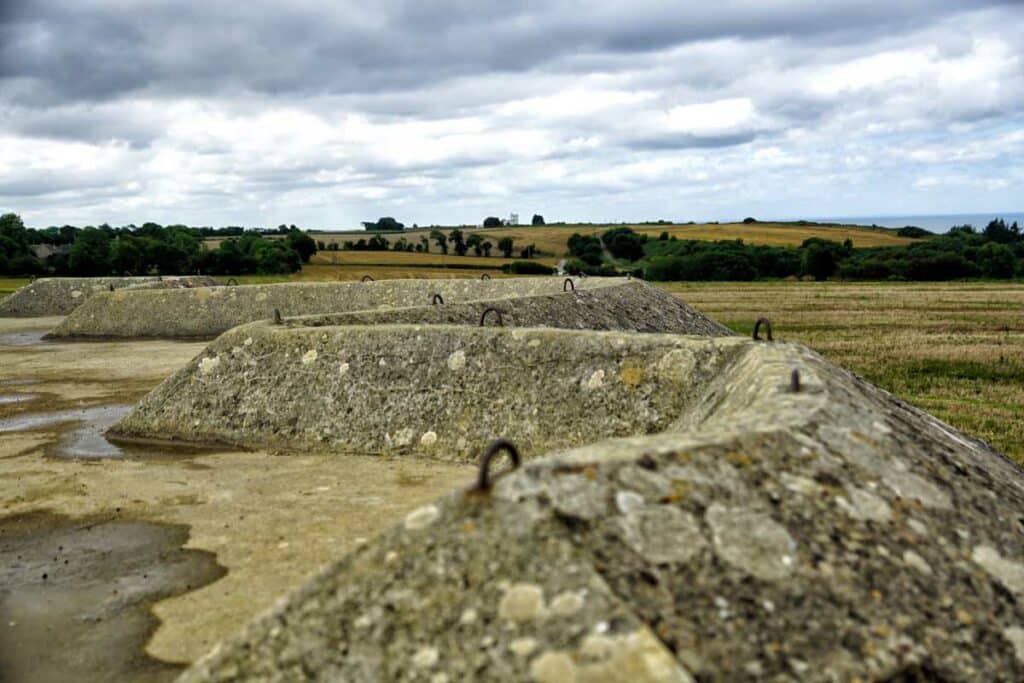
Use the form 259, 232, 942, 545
799, 213, 1024, 234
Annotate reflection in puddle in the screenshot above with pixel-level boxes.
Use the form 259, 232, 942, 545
0, 393, 40, 405
0, 405, 130, 459
0, 330, 52, 347
0, 404, 222, 461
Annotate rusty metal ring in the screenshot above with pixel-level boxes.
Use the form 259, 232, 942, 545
753, 317, 773, 342
361, 275, 374, 282
481, 273, 491, 280
432, 293, 444, 305
227, 278, 238, 286
475, 439, 520, 491
563, 278, 575, 292
790, 368, 801, 393
479, 307, 503, 327
272, 308, 283, 325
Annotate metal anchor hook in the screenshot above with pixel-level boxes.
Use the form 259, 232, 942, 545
563, 278, 575, 292
753, 317, 773, 341
479, 307, 504, 327
475, 439, 521, 491
432, 293, 444, 305
361, 274, 374, 282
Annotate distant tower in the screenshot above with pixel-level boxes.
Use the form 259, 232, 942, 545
509, 212, 519, 226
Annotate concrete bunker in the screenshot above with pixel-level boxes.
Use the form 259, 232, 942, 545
47, 277, 731, 339
0, 276, 217, 317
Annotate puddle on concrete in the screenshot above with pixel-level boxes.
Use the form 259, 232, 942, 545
0, 393, 39, 406
0, 510, 225, 683
0, 330, 53, 347
0, 404, 225, 463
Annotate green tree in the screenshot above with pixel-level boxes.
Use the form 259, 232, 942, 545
450, 228, 468, 256
801, 241, 836, 281
979, 242, 1017, 278
483, 216, 502, 228
481, 240, 492, 257
430, 229, 448, 255
531, 214, 545, 226
497, 236, 515, 258
467, 233, 485, 256
285, 230, 317, 262
69, 228, 113, 275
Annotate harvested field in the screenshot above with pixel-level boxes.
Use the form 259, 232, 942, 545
306, 221, 916, 256
664, 280, 1024, 462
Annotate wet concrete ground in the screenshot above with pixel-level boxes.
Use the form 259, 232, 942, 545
0, 316, 475, 680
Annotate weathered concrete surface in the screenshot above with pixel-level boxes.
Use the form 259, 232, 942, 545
111, 326, 746, 460
179, 340, 1024, 682
48, 277, 731, 339
0, 276, 217, 317
283, 280, 730, 335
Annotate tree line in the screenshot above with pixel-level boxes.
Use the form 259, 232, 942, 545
362, 214, 546, 230
566, 220, 1024, 281
0, 214, 318, 276
333, 228, 537, 259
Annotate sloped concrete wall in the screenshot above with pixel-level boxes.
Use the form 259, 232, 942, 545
112, 326, 747, 460
51, 277, 730, 339
0, 276, 216, 317
179, 340, 1024, 682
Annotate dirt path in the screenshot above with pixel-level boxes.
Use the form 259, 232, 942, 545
0, 316, 474, 679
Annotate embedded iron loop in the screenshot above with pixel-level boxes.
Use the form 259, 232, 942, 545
432, 293, 444, 305
475, 439, 521, 491
563, 278, 575, 292
753, 317, 773, 342
479, 307, 504, 327
272, 308, 283, 325
226, 278, 238, 286
481, 273, 491, 280
361, 275, 374, 282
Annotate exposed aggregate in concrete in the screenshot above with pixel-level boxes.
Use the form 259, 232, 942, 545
177, 340, 1024, 682
48, 277, 731, 339
112, 326, 746, 461
0, 276, 217, 317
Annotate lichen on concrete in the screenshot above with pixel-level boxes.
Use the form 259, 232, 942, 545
49, 277, 732, 339
0, 276, 217, 317
112, 325, 746, 461
177, 336, 1024, 682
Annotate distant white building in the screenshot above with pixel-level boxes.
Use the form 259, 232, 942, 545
508, 212, 519, 226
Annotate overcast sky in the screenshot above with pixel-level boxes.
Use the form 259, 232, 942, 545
2, 1, 1022, 229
